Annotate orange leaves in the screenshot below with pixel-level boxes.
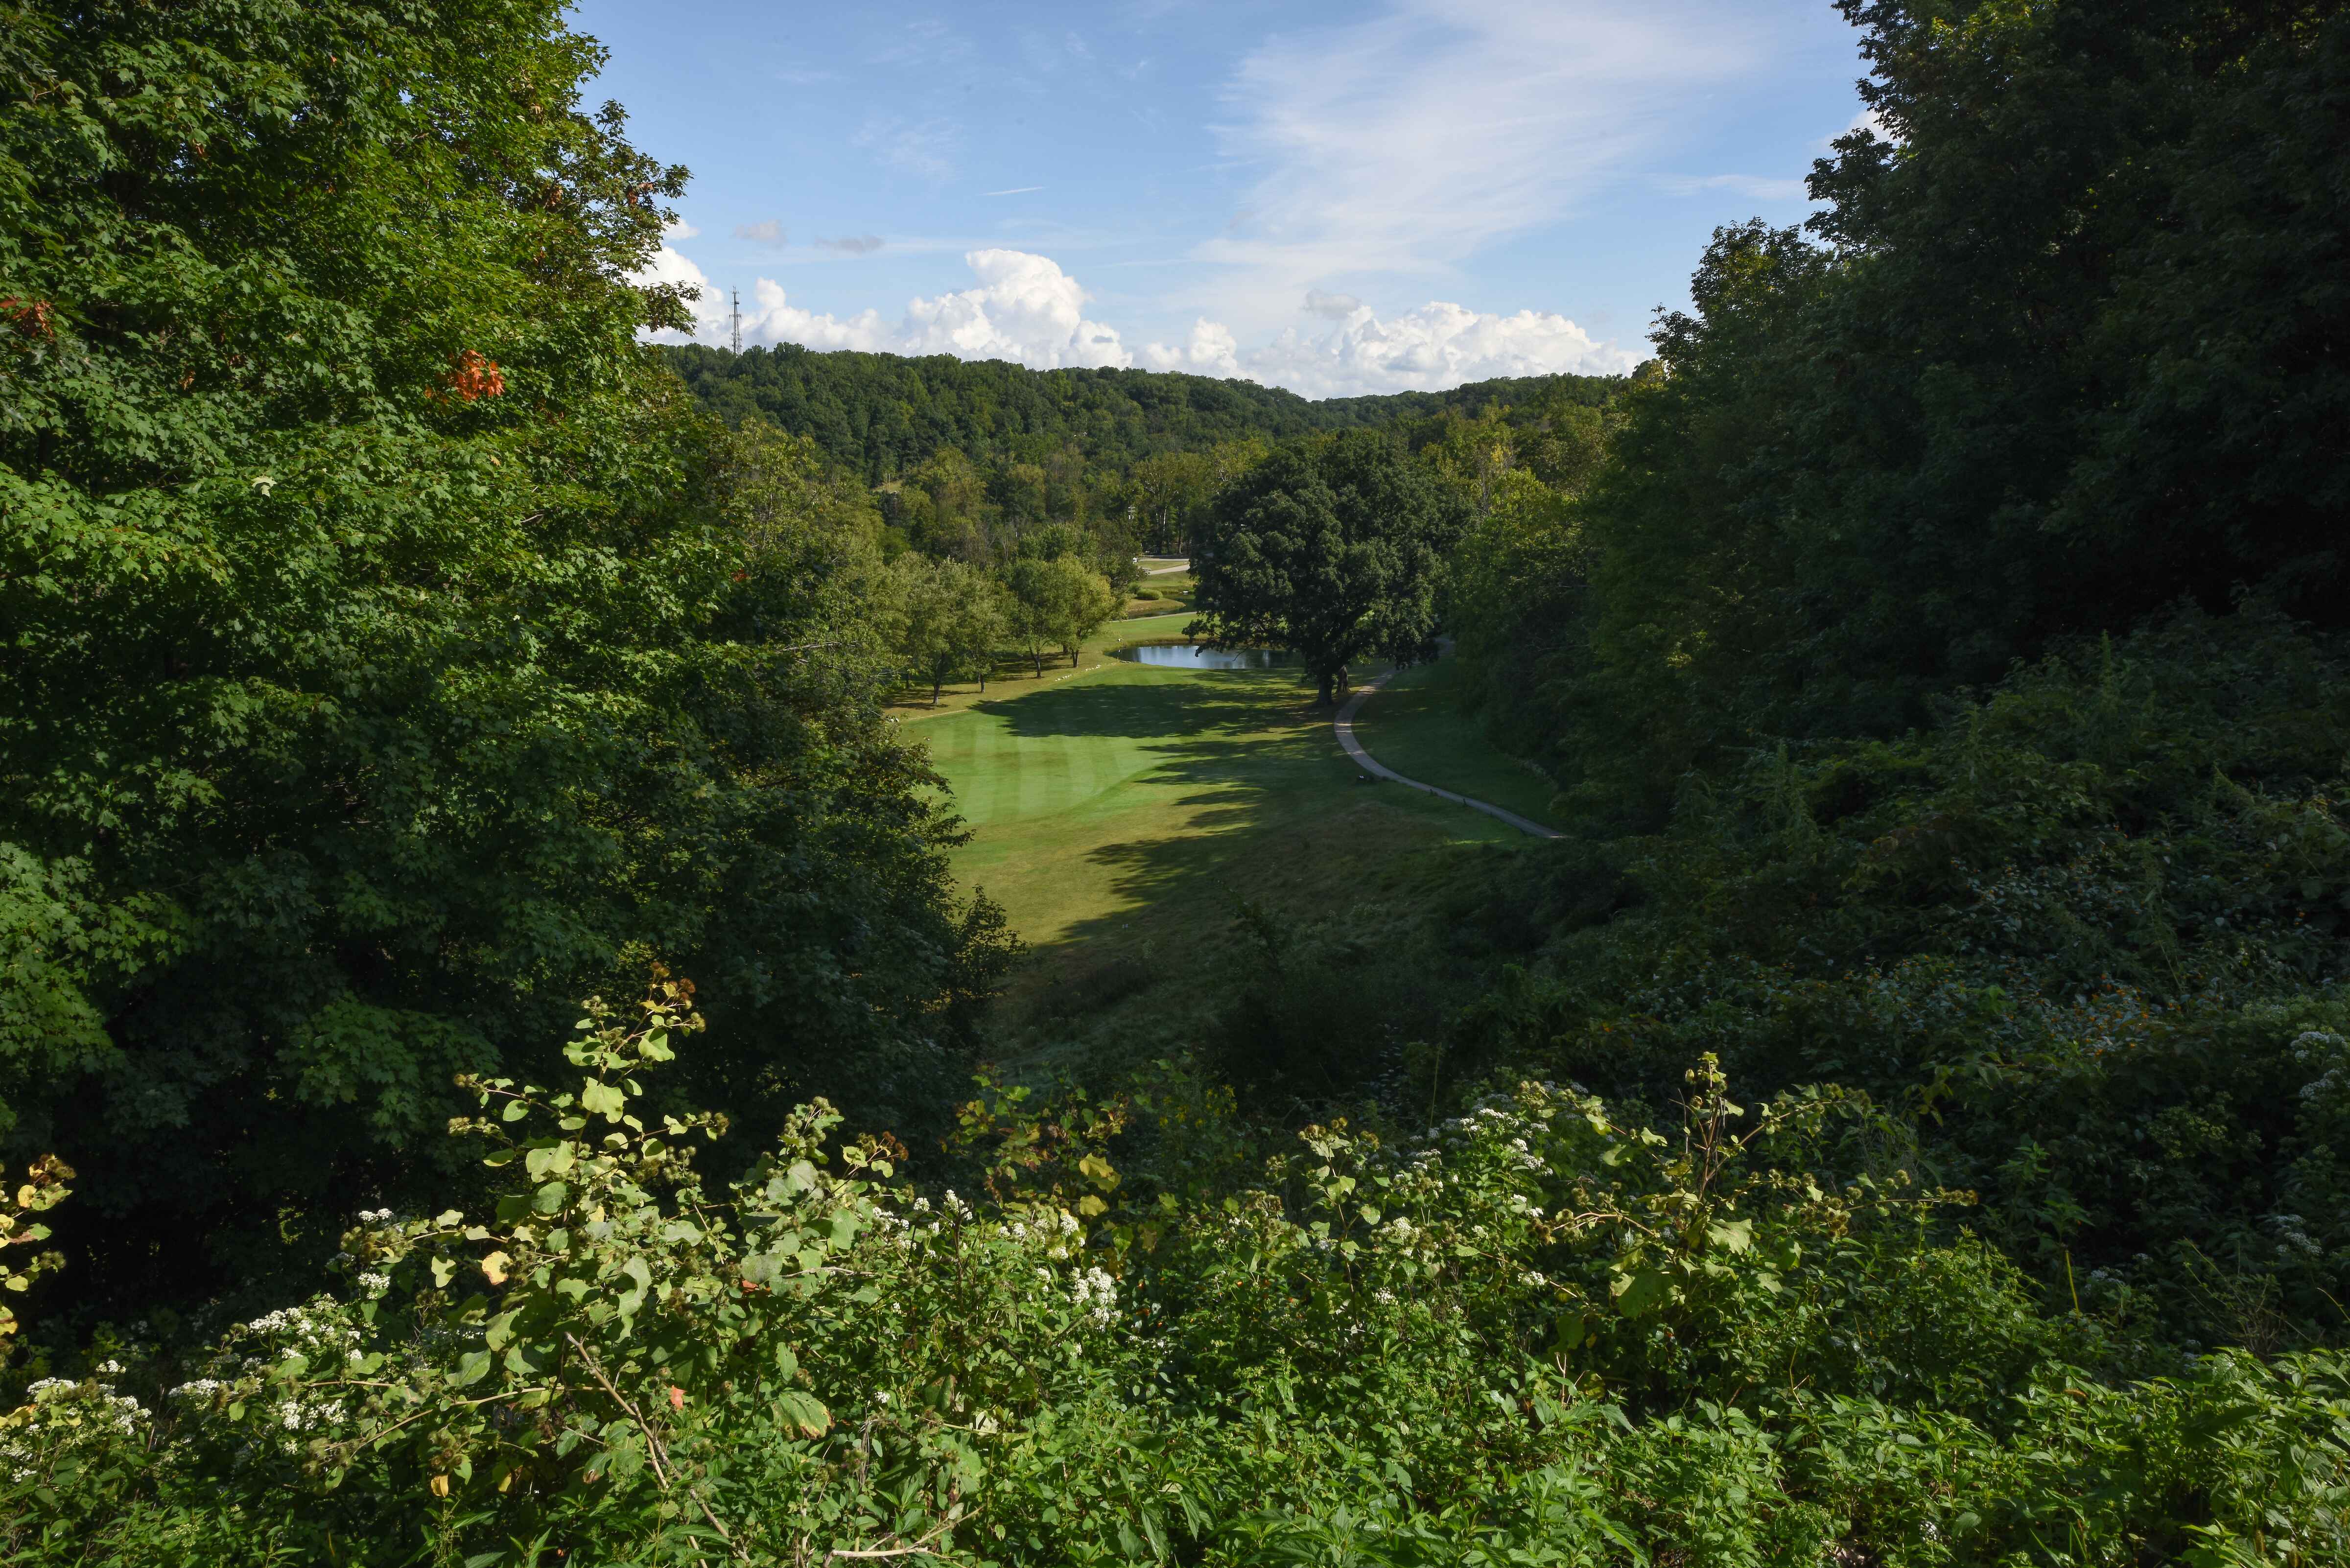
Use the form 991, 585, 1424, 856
440, 349, 507, 402
0, 297, 55, 340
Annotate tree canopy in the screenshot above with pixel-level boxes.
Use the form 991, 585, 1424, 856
1188, 432, 1469, 703
0, 0, 1008, 1311
663, 342, 1621, 486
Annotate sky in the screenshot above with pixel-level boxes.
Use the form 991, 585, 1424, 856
573, 0, 1876, 400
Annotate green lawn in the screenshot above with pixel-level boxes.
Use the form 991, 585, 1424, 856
906, 653, 1524, 948
1347, 656, 1564, 830
898, 632, 1560, 1072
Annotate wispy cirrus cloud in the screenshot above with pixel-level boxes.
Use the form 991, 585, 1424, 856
869, 18, 973, 68
733, 219, 787, 245
854, 115, 961, 181
1656, 173, 1810, 202
1192, 0, 1765, 331
815, 234, 887, 255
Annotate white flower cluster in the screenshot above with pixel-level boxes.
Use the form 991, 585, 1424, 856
1070, 1267, 1118, 1329
2294, 1030, 2350, 1107
1416, 1090, 1568, 1177
0, 1378, 149, 1481
194, 1297, 371, 1454
239, 1300, 355, 1350
275, 1395, 347, 1433
2264, 1212, 2324, 1262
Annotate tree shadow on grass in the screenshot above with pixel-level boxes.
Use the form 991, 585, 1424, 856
975, 669, 1321, 742
1017, 675, 1406, 938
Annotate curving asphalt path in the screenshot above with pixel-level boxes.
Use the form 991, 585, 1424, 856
1333, 668, 1564, 840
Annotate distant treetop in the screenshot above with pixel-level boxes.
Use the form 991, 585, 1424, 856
660, 343, 1622, 483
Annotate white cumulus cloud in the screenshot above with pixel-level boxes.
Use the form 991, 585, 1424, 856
1148, 301, 1633, 396
642, 247, 1631, 396
1141, 319, 1244, 376
1244, 301, 1635, 398
642, 248, 1133, 370
635, 244, 731, 340
893, 250, 1132, 367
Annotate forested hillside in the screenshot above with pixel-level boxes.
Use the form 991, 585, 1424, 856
662, 342, 1618, 482
6, 0, 2350, 1565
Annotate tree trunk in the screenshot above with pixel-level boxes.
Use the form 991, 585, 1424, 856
1318, 670, 1335, 705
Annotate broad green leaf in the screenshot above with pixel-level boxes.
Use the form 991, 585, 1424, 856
1612, 1268, 1668, 1319
776, 1389, 830, 1437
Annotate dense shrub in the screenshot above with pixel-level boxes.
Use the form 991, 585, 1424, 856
1433, 609, 2350, 1353
0, 0, 1009, 1316
5, 990, 2346, 1564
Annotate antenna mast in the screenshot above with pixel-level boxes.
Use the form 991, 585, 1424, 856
729, 287, 742, 354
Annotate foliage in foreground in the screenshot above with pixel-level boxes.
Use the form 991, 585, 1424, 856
4, 985, 2348, 1565
0, 0, 1010, 1317
1413, 608, 2350, 1367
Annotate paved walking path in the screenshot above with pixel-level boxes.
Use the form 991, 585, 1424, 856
1333, 669, 1564, 840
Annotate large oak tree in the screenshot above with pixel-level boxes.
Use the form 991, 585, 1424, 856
1189, 432, 1468, 703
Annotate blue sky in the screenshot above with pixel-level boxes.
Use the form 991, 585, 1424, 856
575, 0, 1875, 398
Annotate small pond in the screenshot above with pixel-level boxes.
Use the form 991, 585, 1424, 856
1111, 640, 1292, 671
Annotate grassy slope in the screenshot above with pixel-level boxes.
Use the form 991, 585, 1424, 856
1347, 656, 1564, 830
897, 627, 1538, 1074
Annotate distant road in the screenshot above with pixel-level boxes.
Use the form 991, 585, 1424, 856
1333, 669, 1563, 841
1136, 559, 1190, 576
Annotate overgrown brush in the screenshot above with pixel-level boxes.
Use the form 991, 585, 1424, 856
4, 981, 2347, 1563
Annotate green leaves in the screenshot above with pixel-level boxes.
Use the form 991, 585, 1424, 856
579, 1078, 627, 1119
775, 1389, 830, 1438
1190, 431, 1469, 703
2, 0, 1010, 1297
1610, 1268, 1668, 1320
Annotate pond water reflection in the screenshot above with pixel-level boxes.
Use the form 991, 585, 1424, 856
1111, 641, 1293, 671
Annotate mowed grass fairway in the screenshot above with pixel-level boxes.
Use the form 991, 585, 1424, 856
896, 616, 1556, 1068
908, 652, 1524, 947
